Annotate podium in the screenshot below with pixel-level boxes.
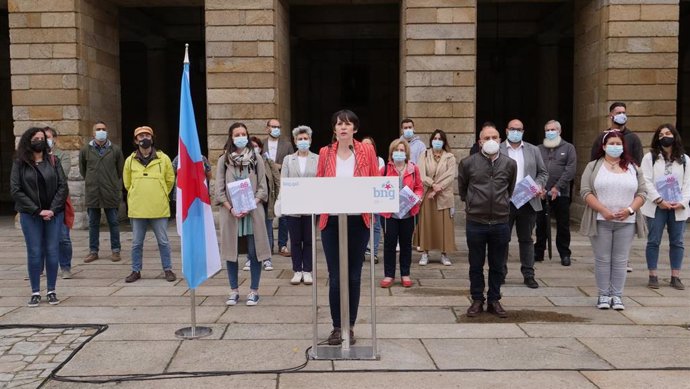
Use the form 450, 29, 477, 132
280, 177, 399, 360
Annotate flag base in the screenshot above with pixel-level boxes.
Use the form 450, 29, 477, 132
175, 326, 213, 339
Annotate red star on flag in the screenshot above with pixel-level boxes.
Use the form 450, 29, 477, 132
177, 142, 210, 221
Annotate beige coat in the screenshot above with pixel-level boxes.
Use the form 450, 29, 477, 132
264, 158, 280, 220
579, 158, 647, 238
418, 149, 457, 210
215, 153, 271, 262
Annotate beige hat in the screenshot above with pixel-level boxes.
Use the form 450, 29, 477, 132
134, 126, 154, 137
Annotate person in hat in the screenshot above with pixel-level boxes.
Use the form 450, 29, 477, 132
122, 126, 176, 283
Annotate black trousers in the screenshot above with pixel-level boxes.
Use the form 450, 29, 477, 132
382, 217, 415, 278
504, 203, 537, 279
534, 197, 572, 259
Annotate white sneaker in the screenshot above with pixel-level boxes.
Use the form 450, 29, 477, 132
290, 271, 303, 285
611, 296, 625, 310
226, 291, 240, 306
303, 272, 313, 285
596, 295, 611, 309
263, 260, 273, 271
440, 254, 452, 266
626, 263, 633, 273
419, 253, 429, 266
242, 259, 250, 271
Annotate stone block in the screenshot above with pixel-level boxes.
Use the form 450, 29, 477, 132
205, 0, 273, 10
257, 42, 273, 57
610, 84, 677, 101
10, 58, 78, 75
12, 106, 29, 121
406, 24, 475, 40
40, 12, 77, 28
8, 0, 76, 13
207, 88, 275, 104
608, 52, 677, 69
9, 44, 30, 59
9, 28, 78, 44
28, 74, 64, 89
204, 10, 241, 26
406, 86, 474, 102
640, 4, 678, 21
608, 5, 641, 21
406, 55, 475, 71
405, 40, 435, 55
245, 10, 274, 25
453, 70, 475, 86
207, 57, 274, 73
608, 21, 678, 37
445, 39, 476, 55
206, 26, 274, 42
406, 102, 454, 117
27, 106, 63, 120
452, 102, 475, 117
405, 8, 436, 24
407, 0, 475, 7
208, 103, 275, 119
12, 89, 79, 105
52, 43, 78, 58
437, 7, 476, 24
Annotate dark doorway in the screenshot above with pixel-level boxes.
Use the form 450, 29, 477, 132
119, 7, 206, 158
0, 7, 14, 214
476, 1, 574, 144
290, 3, 400, 158
677, 1, 690, 147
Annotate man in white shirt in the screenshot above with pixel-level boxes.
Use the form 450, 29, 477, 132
262, 119, 294, 256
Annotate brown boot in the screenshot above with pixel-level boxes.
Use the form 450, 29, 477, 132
125, 271, 141, 283
466, 300, 484, 317
84, 252, 98, 263
164, 270, 177, 282
487, 301, 508, 318
111, 251, 121, 262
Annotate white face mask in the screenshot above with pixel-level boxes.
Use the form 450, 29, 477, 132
47, 139, 54, 149
482, 139, 500, 155
95, 130, 107, 142
612, 113, 627, 125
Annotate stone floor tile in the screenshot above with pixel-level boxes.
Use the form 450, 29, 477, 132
1, 306, 225, 324
621, 307, 690, 325
519, 323, 690, 338
332, 339, 435, 370
578, 338, 690, 369
58, 340, 179, 375
582, 371, 690, 389
93, 323, 226, 341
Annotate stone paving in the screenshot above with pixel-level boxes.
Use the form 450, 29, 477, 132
0, 215, 688, 388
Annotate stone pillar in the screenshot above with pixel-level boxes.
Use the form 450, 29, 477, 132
573, 1, 679, 215
205, 0, 286, 160
401, 0, 477, 160
8, 0, 120, 228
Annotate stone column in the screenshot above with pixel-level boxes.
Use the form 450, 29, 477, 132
401, 0, 477, 160
572, 0, 679, 215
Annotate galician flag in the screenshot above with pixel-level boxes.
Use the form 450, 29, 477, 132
176, 44, 221, 289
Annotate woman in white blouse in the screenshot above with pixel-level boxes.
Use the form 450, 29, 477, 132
640, 124, 690, 290
580, 130, 646, 311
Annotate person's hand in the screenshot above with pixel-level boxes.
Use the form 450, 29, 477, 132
255, 198, 261, 206
550, 187, 559, 201
612, 209, 630, 221
230, 208, 246, 218
600, 208, 616, 221
432, 184, 442, 193
669, 202, 684, 210
39, 210, 54, 221
427, 190, 436, 200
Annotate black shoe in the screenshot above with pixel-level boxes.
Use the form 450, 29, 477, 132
524, 277, 539, 289
46, 292, 60, 305
125, 271, 141, 283
327, 328, 342, 345
466, 300, 484, 317
534, 256, 544, 262
561, 256, 571, 266
28, 294, 40, 307
487, 301, 508, 318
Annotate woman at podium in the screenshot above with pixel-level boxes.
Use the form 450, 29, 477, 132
316, 109, 380, 345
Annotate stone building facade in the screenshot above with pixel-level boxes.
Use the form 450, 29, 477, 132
0, 0, 683, 225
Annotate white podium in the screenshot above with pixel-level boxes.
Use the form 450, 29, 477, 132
280, 177, 399, 360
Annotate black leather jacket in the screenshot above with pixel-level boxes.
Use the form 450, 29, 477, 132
10, 157, 68, 215
458, 152, 517, 224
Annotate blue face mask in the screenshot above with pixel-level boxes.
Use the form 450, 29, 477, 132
95, 130, 107, 142
233, 136, 248, 149
431, 139, 444, 150
296, 139, 310, 151
270, 127, 281, 138
507, 130, 523, 143
47, 139, 54, 149
392, 151, 406, 162
545, 130, 558, 140
605, 144, 624, 158
403, 129, 414, 139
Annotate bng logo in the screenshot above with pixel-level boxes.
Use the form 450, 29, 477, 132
373, 181, 396, 200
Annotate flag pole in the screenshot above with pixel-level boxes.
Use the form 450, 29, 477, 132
174, 43, 213, 340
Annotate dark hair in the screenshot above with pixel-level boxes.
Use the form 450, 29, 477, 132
16, 127, 49, 164
331, 109, 359, 131
481, 121, 497, 130
250, 135, 263, 152
429, 129, 450, 152
593, 130, 635, 170
401, 118, 414, 127
224, 122, 249, 153
609, 102, 626, 112
43, 126, 58, 137
362, 136, 378, 154
95, 120, 106, 125
650, 123, 685, 164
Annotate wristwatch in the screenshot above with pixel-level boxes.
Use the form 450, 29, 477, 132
627, 207, 635, 215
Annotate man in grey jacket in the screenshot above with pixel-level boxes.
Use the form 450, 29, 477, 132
459, 123, 517, 318
500, 119, 549, 289
535, 120, 577, 267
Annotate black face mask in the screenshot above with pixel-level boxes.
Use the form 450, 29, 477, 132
30, 140, 47, 152
138, 139, 153, 149
659, 137, 674, 148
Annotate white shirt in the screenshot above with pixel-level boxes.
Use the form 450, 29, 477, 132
507, 141, 525, 185
298, 155, 307, 176
267, 138, 278, 161
377, 156, 385, 170
594, 164, 637, 223
336, 154, 355, 177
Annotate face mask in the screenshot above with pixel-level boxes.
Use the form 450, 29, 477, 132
605, 144, 624, 158
545, 131, 558, 141
431, 139, 444, 150
30, 140, 47, 152
46, 139, 54, 149
659, 136, 674, 148
612, 113, 627, 125
296, 140, 310, 151
253, 147, 262, 155
392, 151, 406, 162
138, 138, 152, 149
233, 136, 248, 149
482, 139, 500, 155
95, 130, 107, 142
270, 127, 281, 138
403, 129, 414, 139
507, 130, 523, 143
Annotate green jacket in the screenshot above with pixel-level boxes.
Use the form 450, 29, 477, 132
79, 140, 125, 209
123, 149, 175, 219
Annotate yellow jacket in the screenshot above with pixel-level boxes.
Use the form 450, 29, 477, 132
123, 149, 175, 218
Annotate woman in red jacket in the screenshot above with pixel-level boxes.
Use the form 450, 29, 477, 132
316, 109, 379, 346
379, 139, 424, 288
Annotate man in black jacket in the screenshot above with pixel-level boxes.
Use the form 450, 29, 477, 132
590, 102, 643, 165
458, 123, 517, 318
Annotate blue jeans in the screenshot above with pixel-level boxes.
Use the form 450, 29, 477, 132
59, 223, 72, 271
321, 216, 369, 328
467, 221, 510, 302
130, 218, 172, 272
20, 212, 63, 293
265, 218, 274, 253
278, 216, 289, 248
646, 208, 686, 271
226, 235, 262, 290
366, 214, 382, 254
87, 207, 121, 253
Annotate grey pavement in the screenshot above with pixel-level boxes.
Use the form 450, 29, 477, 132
0, 215, 689, 388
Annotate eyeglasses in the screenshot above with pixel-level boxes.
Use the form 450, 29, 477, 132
508, 127, 524, 132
